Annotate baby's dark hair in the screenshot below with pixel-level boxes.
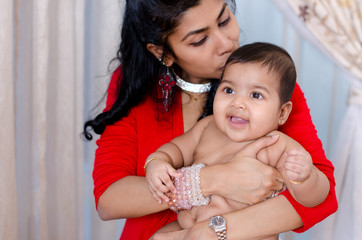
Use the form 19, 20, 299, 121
201, 42, 296, 119
224, 42, 296, 104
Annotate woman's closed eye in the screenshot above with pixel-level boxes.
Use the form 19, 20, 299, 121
218, 15, 231, 27
191, 36, 207, 47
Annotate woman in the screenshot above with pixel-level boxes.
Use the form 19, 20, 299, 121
83, 0, 337, 239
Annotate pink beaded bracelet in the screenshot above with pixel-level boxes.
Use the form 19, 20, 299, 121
166, 163, 210, 212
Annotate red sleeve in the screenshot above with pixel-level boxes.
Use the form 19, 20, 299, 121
92, 67, 138, 208
104, 67, 122, 112
278, 83, 338, 232
93, 111, 138, 208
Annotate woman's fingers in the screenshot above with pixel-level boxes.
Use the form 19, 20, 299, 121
275, 180, 285, 192
217, 154, 285, 204
260, 169, 284, 199
241, 134, 279, 158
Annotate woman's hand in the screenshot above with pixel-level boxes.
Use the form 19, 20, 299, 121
201, 134, 284, 205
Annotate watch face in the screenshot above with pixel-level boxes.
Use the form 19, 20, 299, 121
209, 215, 227, 236
211, 216, 225, 227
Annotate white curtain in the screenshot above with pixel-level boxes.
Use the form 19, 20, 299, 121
83, 0, 125, 239
16, 0, 85, 238
0, 0, 18, 239
1, 0, 86, 239
1, 0, 124, 239
273, 0, 362, 239
285, 0, 362, 79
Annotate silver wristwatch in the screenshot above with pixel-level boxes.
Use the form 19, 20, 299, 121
208, 215, 227, 240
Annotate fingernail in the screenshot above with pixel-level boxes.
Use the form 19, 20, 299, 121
271, 134, 279, 140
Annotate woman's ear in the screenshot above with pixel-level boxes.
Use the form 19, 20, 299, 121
146, 43, 175, 67
278, 101, 293, 126
146, 43, 164, 60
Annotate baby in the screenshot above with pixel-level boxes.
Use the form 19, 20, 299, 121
145, 42, 329, 239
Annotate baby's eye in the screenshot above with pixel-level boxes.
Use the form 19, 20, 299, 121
251, 92, 263, 99
223, 87, 234, 94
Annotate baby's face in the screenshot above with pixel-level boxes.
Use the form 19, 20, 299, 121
213, 62, 286, 142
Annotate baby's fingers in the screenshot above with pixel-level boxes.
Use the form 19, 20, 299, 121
153, 176, 176, 201
286, 149, 311, 163
159, 174, 177, 194
284, 169, 302, 182
149, 183, 170, 204
166, 169, 183, 193
168, 167, 183, 179
285, 153, 312, 173
284, 160, 310, 182
148, 185, 163, 204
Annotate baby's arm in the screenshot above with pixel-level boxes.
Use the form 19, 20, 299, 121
258, 131, 329, 207
145, 116, 212, 203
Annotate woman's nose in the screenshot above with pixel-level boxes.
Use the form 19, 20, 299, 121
215, 30, 234, 56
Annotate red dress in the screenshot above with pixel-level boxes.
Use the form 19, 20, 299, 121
93, 68, 337, 240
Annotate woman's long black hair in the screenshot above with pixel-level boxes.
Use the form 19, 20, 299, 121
83, 0, 236, 140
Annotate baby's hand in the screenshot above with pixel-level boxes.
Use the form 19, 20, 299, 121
145, 159, 183, 204
283, 148, 312, 184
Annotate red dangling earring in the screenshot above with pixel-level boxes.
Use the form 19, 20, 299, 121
159, 61, 176, 111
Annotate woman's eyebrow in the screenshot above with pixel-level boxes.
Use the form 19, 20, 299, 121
217, 3, 227, 21
182, 27, 209, 41
181, 3, 227, 42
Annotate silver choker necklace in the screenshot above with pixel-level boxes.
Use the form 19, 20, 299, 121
175, 75, 211, 93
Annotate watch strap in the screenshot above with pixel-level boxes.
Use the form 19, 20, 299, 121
216, 229, 227, 240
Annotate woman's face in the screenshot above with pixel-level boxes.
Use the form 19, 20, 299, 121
167, 0, 240, 83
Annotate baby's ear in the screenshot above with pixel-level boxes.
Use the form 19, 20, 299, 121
278, 101, 292, 125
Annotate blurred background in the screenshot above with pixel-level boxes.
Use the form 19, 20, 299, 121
1, 0, 361, 239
